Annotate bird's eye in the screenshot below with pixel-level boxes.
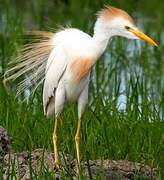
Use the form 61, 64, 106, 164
125, 26, 130, 30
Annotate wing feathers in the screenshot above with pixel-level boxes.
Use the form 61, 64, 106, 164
4, 31, 56, 95
43, 47, 67, 117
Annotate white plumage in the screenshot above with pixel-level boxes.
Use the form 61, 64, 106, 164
43, 29, 92, 118
4, 5, 157, 173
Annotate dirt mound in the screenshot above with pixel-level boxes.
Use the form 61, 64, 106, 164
0, 126, 12, 160
2, 149, 157, 179
0, 127, 157, 179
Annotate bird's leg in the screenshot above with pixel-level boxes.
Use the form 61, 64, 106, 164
53, 116, 60, 170
75, 118, 82, 172
75, 84, 88, 176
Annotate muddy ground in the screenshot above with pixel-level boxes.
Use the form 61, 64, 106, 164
0, 126, 157, 179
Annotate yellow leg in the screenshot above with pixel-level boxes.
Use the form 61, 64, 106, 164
53, 117, 60, 170
75, 119, 81, 172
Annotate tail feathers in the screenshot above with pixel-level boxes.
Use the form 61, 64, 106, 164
4, 31, 55, 96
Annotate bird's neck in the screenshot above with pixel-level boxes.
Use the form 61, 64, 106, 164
92, 19, 112, 58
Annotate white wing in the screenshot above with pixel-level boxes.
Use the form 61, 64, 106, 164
43, 46, 67, 116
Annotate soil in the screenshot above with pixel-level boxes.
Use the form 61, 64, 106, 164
0, 127, 12, 161
0, 127, 157, 179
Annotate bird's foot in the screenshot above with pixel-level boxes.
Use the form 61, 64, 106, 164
53, 162, 61, 172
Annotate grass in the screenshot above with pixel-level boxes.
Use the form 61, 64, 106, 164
0, 0, 164, 179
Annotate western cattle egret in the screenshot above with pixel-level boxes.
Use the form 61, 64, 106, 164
4, 5, 157, 173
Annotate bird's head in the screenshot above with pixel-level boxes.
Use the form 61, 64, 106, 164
97, 5, 157, 46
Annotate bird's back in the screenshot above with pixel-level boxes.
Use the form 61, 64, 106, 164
54, 28, 92, 57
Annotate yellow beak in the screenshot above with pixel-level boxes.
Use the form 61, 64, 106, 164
128, 28, 158, 46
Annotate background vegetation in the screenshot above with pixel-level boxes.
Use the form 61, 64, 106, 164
0, 0, 164, 179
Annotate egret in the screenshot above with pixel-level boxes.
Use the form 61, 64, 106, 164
4, 5, 157, 173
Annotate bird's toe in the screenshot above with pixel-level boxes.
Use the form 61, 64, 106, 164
53, 162, 61, 172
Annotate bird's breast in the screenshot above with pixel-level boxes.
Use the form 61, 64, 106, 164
70, 57, 94, 82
